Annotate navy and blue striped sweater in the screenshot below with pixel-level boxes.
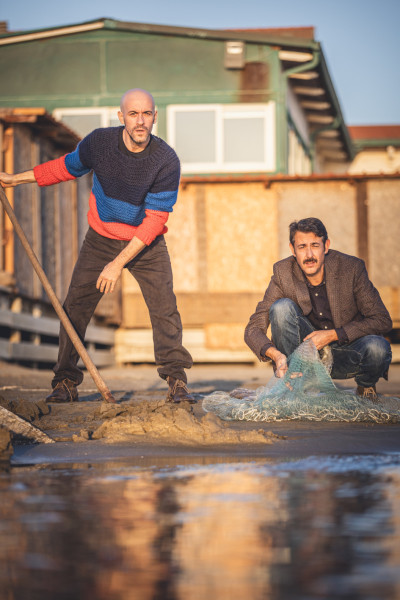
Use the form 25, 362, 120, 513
34, 127, 181, 243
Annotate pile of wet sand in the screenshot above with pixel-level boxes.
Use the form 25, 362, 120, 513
0, 394, 280, 460
0, 396, 49, 422
87, 399, 278, 445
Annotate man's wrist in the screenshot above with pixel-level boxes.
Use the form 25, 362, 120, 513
265, 346, 282, 363
260, 342, 273, 361
112, 257, 126, 270
15, 170, 36, 185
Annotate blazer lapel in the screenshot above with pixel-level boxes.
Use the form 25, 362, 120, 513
325, 253, 341, 327
292, 261, 312, 315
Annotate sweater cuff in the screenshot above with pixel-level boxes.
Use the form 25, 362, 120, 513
260, 342, 274, 362
134, 209, 169, 245
34, 156, 75, 186
335, 327, 348, 345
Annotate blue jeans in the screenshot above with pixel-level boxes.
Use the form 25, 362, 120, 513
269, 298, 392, 387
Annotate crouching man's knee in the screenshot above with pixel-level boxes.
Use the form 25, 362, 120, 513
363, 335, 392, 371
269, 298, 300, 325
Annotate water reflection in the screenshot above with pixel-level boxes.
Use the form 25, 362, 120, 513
1, 455, 400, 599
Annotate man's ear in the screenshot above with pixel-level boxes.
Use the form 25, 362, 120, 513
153, 109, 158, 125
289, 242, 295, 257
117, 111, 124, 125
324, 239, 331, 254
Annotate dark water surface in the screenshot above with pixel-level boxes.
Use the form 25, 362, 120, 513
2, 454, 400, 600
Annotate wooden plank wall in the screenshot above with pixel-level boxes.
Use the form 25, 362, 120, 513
0, 121, 121, 367
13, 127, 36, 297
0, 290, 115, 366
59, 178, 77, 300
0, 125, 15, 276
6, 123, 121, 322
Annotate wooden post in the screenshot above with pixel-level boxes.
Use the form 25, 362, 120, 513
3, 128, 14, 274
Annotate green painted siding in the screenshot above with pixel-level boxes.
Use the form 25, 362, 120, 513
271, 52, 287, 174
106, 36, 239, 99
0, 30, 278, 109
0, 37, 103, 104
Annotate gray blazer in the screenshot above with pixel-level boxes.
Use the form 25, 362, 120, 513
244, 249, 392, 360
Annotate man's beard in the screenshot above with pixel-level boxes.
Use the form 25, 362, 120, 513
127, 126, 150, 145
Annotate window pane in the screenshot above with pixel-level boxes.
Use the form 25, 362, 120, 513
223, 117, 265, 163
61, 114, 102, 138
175, 111, 216, 163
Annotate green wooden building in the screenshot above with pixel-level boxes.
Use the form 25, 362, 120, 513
0, 18, 354, 175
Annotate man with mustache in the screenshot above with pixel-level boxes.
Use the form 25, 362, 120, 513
244, 217, 392, 400
0, 89, 194, 404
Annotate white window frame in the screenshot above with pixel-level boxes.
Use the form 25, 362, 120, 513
53, 107, 158, 136
53, 106, 119, 128
167, 102, 276, 173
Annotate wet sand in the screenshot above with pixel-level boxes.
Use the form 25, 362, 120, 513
2, 359, 400, 466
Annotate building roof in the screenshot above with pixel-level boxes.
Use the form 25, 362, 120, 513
0, 108, 80, 150
0, 18, 320, 48
225, 26, 316, 40
348, 125, 400, 149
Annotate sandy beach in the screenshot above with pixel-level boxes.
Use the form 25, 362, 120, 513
1, 358, 400, 465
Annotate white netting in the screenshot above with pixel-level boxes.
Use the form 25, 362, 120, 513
202, 340, 400, 423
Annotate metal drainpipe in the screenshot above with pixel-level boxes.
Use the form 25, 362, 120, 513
280, 51, 320, 173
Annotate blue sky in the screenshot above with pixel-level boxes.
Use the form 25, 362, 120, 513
1, 0, 399, 125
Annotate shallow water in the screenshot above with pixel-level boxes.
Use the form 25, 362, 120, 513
2, 454, 400, 600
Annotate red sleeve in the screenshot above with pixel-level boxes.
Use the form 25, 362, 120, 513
134, 209, 169, 245
33, 156, 76, 186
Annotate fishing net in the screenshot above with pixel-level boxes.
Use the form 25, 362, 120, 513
202, 340, 400, 423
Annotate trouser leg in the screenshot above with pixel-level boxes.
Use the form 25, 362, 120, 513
269, 298, 314, 356
330, 335, 392, 386
52, 228, 117, 387
126, 235, 193, 383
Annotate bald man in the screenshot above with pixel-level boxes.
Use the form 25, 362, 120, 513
0, 89, 194, 403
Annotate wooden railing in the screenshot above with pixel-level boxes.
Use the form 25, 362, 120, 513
0, 292, 115, 367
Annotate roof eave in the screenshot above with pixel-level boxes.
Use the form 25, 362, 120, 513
0, 108, 81, 150
0, 18, 106, 45
353, 139, 400, 150
317, 48, 355, 161
0, 17, 320, 50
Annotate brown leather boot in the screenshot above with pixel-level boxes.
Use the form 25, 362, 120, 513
166, 377, 196, 404
356, 385, 378, 403
46, 379, 79, 403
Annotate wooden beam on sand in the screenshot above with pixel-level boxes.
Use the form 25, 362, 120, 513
0, 405, 54, 444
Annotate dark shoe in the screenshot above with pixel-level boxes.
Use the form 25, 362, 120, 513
166, 377, 196, 404
356, 385, 378, 403
46, 379, 78, 403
